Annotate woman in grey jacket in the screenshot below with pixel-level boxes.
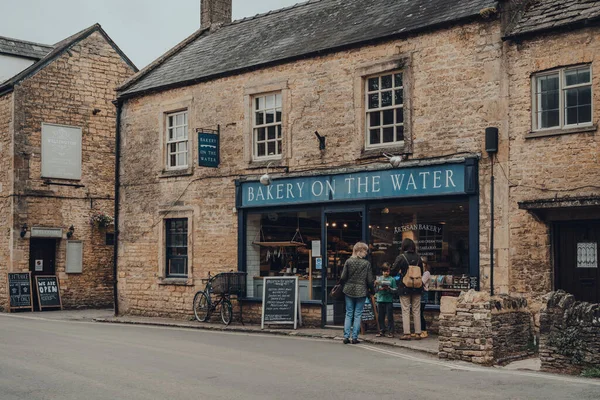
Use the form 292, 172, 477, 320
340, 242, 374, 344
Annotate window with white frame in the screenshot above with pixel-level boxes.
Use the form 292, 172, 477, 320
166, 111, 188, 168
366, 71, 404, 147
533, 65, 592, 131
253, 93, 282, 159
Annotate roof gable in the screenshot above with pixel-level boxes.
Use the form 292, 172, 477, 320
119, 0, 498, 98
0, 24, 137, 96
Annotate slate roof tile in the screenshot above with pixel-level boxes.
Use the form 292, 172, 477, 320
507, 0, 600, 38
119, 0, 498, 97
0, 36, 52, 60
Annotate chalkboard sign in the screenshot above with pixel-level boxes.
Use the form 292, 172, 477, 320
261, 277, 301, 329
469, 276, 479, 291
7, 272, 33, 311
361, 296, 376, 322
35, 276, 62, 310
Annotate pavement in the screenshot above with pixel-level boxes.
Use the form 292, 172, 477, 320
1, 311, 598, 400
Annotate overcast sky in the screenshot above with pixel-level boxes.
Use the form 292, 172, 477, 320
1, 0, 301, 68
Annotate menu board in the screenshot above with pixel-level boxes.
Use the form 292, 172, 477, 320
261, 277, 301, 329
361, 296, 376, 322
7, 272, 33, 311
35, 276, 62, 310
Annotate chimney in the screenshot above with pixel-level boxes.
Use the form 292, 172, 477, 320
201, 0, 232, 29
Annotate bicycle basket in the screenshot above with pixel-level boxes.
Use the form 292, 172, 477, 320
211, 272, 247, 296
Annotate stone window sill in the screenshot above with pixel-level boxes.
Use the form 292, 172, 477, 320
246, 159, 288, 171
159, 168, 194, 179
359, 146, 407, 161
526, 125, 597, 139
158, 278, 194, 286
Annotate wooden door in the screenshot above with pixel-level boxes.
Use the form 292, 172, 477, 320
554, 221, 600, 303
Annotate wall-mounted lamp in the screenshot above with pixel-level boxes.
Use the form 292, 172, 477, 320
260, 162, 274, 186
314, 131, 326, 151
20, 223, 28, 238
383, 153, 407, 167
67, 225, 75, 239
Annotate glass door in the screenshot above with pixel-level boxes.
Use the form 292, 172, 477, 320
324, 211, 363, 326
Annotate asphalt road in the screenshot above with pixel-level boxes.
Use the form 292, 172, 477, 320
0, 314, 598, 400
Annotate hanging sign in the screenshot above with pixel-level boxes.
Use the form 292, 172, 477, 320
261, 276, 301, 329
35, 276, 62, 310
197, 129, 220, 168
7, 272, 33, 311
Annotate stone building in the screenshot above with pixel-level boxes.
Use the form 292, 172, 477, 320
0, 24, 137, 311
114, 0, 599, 329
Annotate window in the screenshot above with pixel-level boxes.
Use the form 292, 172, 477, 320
66, 241, 83, 273
533, 66, 592, 131
166, 111, 188, 168
366, 72, 404, 147
253, 93, 282, 160
105, 233, 115, 246
165, 218, 188, 277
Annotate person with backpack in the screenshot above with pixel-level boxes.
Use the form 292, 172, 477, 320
391, 238, 423, 340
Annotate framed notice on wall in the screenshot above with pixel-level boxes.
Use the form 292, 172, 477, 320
41, 123, 82, 180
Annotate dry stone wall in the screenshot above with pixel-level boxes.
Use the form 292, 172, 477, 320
438, 290, 532, 365
539, 291, 600, 375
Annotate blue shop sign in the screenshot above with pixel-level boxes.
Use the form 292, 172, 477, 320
198, 131, 220, 168
239, 162, 472, 208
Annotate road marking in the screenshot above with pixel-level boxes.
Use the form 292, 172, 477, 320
358, 344, 600, 386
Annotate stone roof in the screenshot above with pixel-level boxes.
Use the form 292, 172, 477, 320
118, 0, 498, 97
0, 24, 137, 96
506, 0, 600, 39
0, 35, 52, 60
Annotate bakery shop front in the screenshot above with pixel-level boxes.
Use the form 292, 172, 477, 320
235, 157, 480, 328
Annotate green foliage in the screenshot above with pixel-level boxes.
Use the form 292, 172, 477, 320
581, 367, 600, 379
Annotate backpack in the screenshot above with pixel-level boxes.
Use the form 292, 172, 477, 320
401, 254, 422, 289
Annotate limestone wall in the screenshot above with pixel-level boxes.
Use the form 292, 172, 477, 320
2, 30, 136, 309
117, 20, 505, 318
0, 93, 13, 311
539, 291, 600, 375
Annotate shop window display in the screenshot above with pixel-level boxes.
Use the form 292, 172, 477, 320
369, 202, 470, 305
246, 210, 321, 300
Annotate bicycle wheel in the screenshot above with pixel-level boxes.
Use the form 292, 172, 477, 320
220, 298, 233, 326
193, 291, 211, 322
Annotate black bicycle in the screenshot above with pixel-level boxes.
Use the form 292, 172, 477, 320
193, 272, 246, 326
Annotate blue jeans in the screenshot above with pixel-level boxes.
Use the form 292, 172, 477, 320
344, 295, 366, 340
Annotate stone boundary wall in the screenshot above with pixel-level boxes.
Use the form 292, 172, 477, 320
539, 291, 600, 375
438, 290, 532, 365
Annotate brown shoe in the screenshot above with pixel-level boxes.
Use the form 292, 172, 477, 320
413, 334, 422, 340
399, 334, 411, 340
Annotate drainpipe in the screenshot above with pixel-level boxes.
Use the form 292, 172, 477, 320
485, 127, 498, 296
113, 99, 122, 316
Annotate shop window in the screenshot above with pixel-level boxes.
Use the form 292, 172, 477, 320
368, 201, 471, 305
165, 218, 188, 277
253, 92, 282, 160
246, 210, 321, 300
365, 71, 404, 148
166, 111, 188, 169
532, 65, 592, 131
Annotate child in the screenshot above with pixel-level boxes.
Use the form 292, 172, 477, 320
375, 263, 397, 338
420, 257, 431, 338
